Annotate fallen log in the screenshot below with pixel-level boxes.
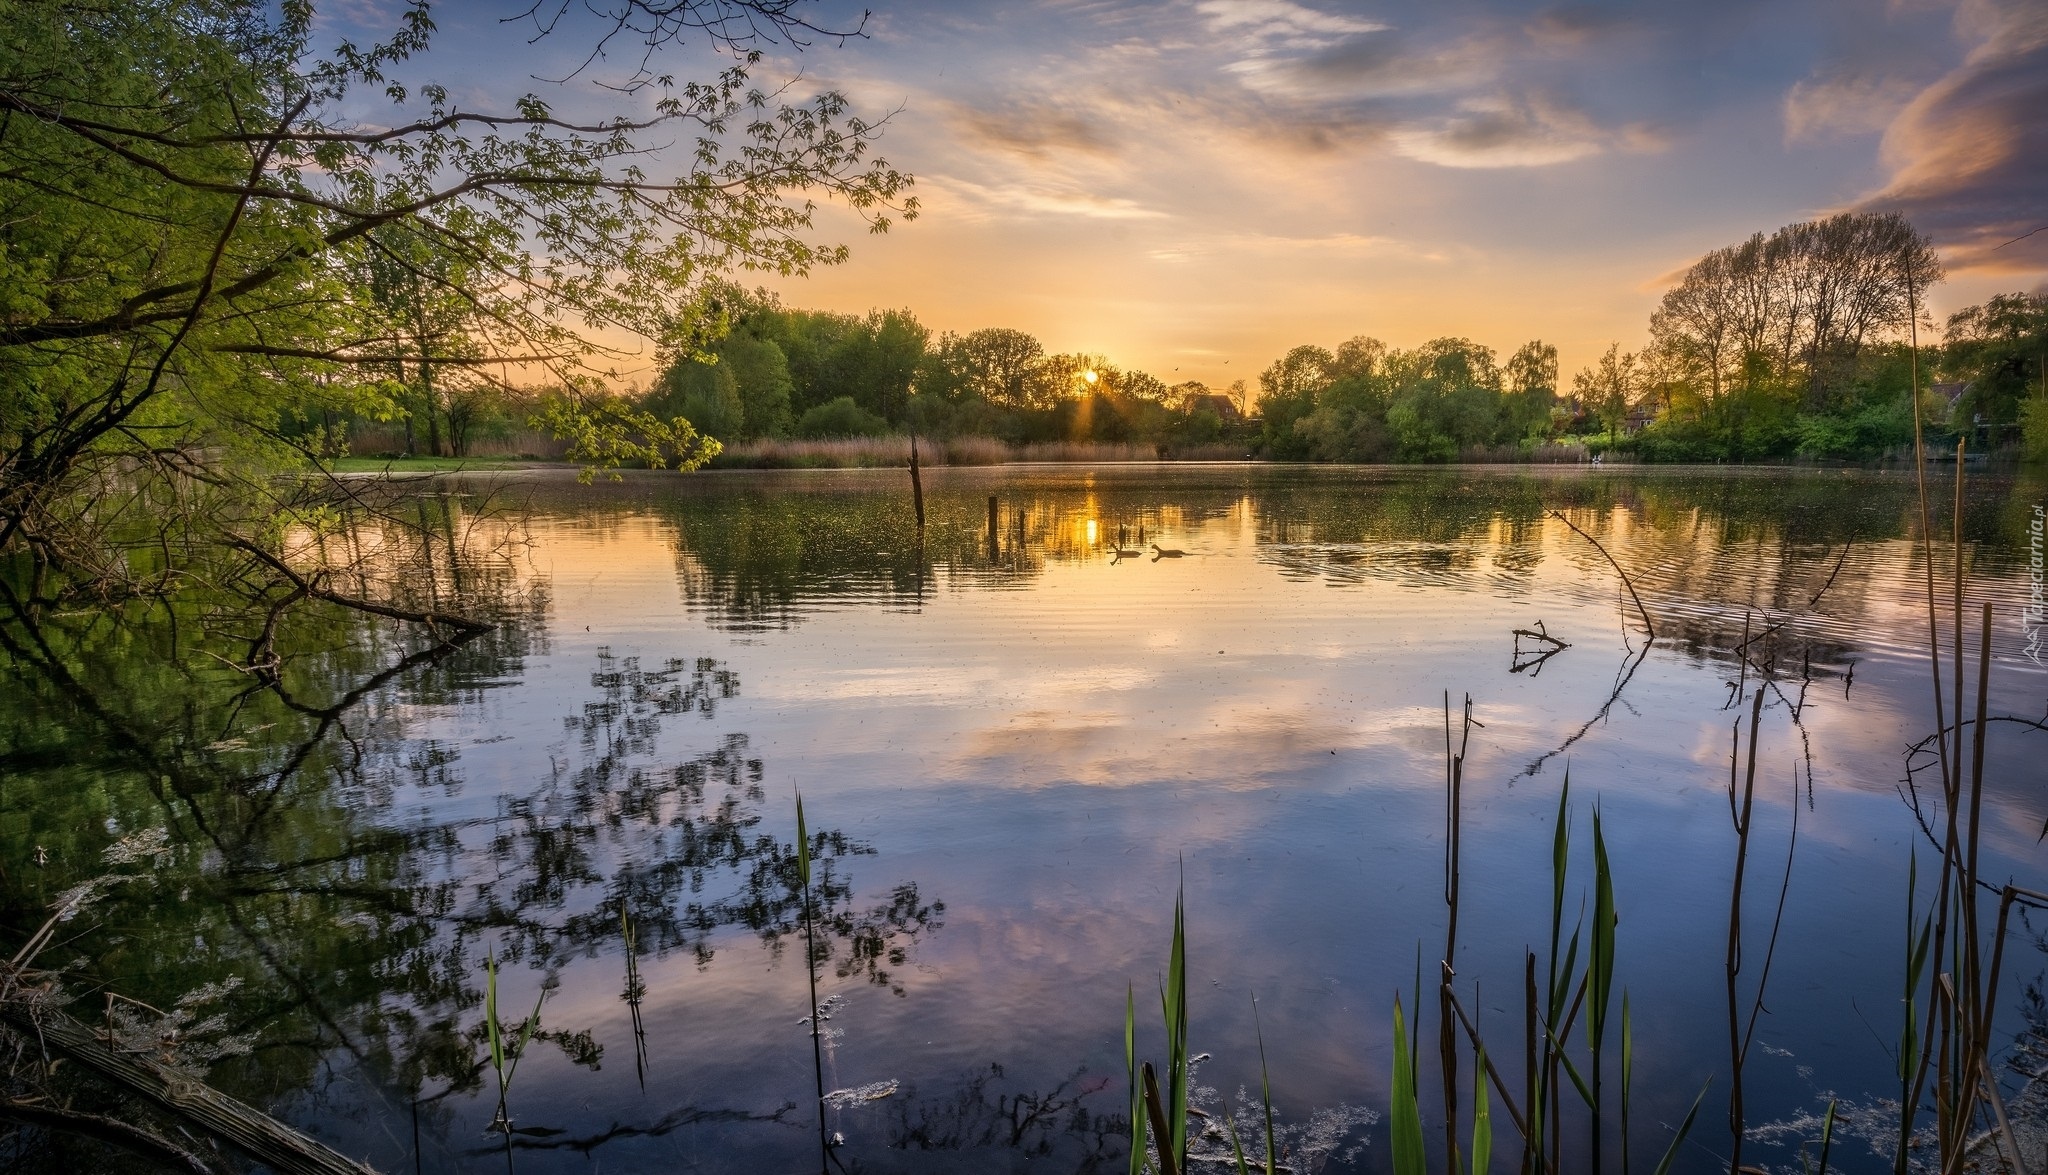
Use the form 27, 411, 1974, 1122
1, 1000, 381, 1175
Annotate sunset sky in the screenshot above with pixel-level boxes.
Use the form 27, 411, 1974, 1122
342, 0, 2047, 388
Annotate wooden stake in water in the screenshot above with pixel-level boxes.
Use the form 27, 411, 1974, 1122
908, 434, 925, 528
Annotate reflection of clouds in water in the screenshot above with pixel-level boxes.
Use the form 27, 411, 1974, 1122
758, 664, 1158, 706
952, 705, 1432, 794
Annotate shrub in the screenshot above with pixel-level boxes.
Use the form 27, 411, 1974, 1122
794, 396, 889, 438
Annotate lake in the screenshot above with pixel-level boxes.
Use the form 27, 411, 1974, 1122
3, 462, 2044, 1174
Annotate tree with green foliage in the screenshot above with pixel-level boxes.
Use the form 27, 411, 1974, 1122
1255, 344, 1334, 455
1503, 340, 1560, 440
1385, 338, 1502, 461
1943, 292, 2047, 432
1649, 212, 1940, 416
650, 328, 795, 441
0, 0, 913, 572
1572, 345, 1638, 441
795, 395, 889, 438
938, 327, 1046, 408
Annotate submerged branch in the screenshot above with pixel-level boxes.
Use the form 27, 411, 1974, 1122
226, 537, 492, 636
1549, 509, 1656, 642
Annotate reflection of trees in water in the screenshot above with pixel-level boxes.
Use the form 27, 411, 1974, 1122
659, 470, 2023, 669
875, 1064, 1130, 1170
665, 479, 1259, 629
0, 527, 940, 1169
475, 647, 942, 997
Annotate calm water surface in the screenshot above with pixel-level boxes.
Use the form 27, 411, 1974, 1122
4, 463, 2046, 1174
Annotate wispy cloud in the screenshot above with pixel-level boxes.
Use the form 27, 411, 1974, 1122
1853, 0, 2048, 271
1783, 73, 1923, 143
922, 175, 1172, 221
949, 100, 1116, 159
1391, 94, 1665, 169
1193, 0, 1385, 42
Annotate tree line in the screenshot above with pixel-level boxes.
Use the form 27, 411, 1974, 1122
351, 209, 2047, 467
629, 287, 1254, 451
1248, 212, 2046, 463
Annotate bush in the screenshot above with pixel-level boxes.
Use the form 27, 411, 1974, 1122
1793, 399, 1914, 461
2021, 397, 2048, 463
794, 396, 889, 438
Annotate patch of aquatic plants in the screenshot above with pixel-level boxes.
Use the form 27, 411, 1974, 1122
1118, 448, 2041, 1175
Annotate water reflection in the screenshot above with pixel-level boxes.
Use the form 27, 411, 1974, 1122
6, 463, 2046, 1175
654, 465, 2043, 671
0, 514, 943, 1169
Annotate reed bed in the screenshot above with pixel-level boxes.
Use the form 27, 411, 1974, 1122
1456, 442, 1608, 464
1013, 440, 1162, 463
708, 435, 1252, 468
346, 424, 570, 459
708, 435, 1006, 469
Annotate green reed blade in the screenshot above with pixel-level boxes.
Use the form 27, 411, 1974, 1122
1391, 994, 1428, 1175
485, 947, 504, 1080
1412, 941, 1423, 1077
1540, 1018, 1595, 1109
1167, 885, 1189, 1169
1814, 1099, 1837, 1175
1590, 805, 1616, 1048
795, 792, 811, 889
1255, 997, 1276, 1175
1226, 1111, 1252, 1175
1550, 772, 1572, 997
1649, 1078, 1711, 1175
1128, 985, 1146, 1175
1555, 926, 1582, 1028
1472, 1042, 1493, 1175
1899, 854, 1931, 1087
502, 987, 545, 1098
1621, 992, 1633, 1175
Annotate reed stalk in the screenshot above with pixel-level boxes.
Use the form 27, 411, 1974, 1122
1589, 806, 1616, 1175
796, 793, 829, 1175
1127, 987, 1147, 1175
1132, 880, 1191, 1175
482, 947, 544, 1133
1442, 693, 1473, 1174
1725, 691, 1763, 1172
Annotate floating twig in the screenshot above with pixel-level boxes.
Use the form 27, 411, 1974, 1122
1548, 510, 1656, 642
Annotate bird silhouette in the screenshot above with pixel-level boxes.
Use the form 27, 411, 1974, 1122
1150, 544, 1186, 560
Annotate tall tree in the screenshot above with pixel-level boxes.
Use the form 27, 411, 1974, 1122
1649, 213, 1940, 412
1503, 340, 1559, 438
1572, 344, 1639, 439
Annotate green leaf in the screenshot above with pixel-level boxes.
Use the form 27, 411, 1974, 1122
795, 792, 810, 889
1472, 1042, 1493, 1175
1590, 805, 1616, 1049
1814, 1099, 1837, 1175
1167, 884, 1189, 1169
1128, 986, 1146, 1175
1390, 995, 1428, 1175
1650, 1078, 1711, 1175
485, 947, 504, 1079
1255, 998, 1277, 1175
